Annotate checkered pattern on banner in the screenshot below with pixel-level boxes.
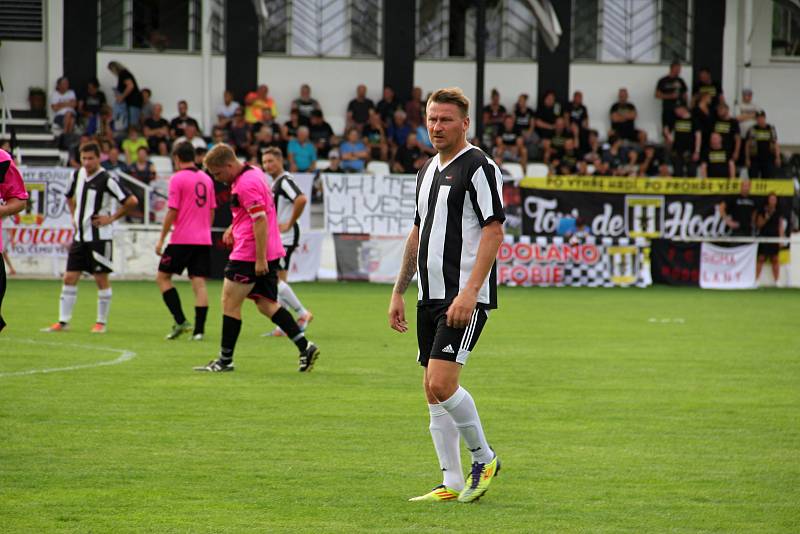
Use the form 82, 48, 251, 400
513, 236, 651, 288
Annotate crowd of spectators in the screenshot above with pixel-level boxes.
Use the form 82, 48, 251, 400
54, 60, 784, 183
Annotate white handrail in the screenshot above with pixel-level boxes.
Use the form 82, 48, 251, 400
112, 169, 154, 224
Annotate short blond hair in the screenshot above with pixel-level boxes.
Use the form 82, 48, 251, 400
261, 146, 283, 160
426, 87, 470, 117
204, 143, 238, 168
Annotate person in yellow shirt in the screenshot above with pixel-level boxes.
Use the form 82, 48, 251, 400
245, 84, 278, 124
121, 126, 149, 163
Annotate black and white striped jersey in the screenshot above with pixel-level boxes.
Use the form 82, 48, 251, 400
414, 144, 505, 309
66, 168, 131, 242
272, 171, 304, 247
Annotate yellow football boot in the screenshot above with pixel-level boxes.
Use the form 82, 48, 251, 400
458, 455, 500, 503
408, 484, 461, 502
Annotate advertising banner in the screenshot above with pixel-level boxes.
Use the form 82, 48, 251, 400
287, 230, 325, 282
322, 173, 416, 236
497, 236, 651, 287
699, 242, 758, 289
520, 176, 793, 239
332, 234, 407, 283
649, 239, 701, 286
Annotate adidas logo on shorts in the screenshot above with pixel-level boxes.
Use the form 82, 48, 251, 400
441, 345, 455, 354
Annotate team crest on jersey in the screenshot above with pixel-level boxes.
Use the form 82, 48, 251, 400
445, 175, 454, 181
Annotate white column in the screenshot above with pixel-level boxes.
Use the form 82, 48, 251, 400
722, 0, 740, 103
46, 0, 65, 111
201, 0, 213, 134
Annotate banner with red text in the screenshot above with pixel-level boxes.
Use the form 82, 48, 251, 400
699, 242, 758, 289
497, 236, 651, 287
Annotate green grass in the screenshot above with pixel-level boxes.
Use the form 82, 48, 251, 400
1, 280, 798, 533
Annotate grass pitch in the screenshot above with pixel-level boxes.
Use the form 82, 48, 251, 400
1, 280, 798, 533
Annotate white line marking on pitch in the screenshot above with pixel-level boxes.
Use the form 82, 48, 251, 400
0, 338, 137, 378
647, 317, 685, 324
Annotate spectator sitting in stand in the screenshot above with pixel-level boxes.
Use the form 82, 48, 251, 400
602, 136, 625, 175
663, 103, 698, 177
619, 148, 641, 177
244, 84, 278, 124
692, 67, 724, 109
216, 90, 240, 129
535, 90, 560, 161
701, 132, 735, 178
287, 126, 317, 172
257, 108, 281, 139
346, 84, 375, 133
68, 134, 92, 168
639, 144, 662, 177
377, 86, 403, 127
308, 110, 334, 156
551, 137, 579, 176
512, 93, 537, 157
340, 127, 369, 172
95, 105, 116, 144
254, 125, 282, 159
227, 108, 252, 157
657, 163, 672, 177
387, 109, 412, 149
363, 110, 389, 162
77, 78, 106, 135
564, 90, 589, 147
291, 83, 320, 125
545, 116, 572, 165
609, 88, 646, 145
405, 86, 425, 128
129, 146, 157, 184
324, 149, 346, 173
482, 88, 506, 147
121, 126, 149, 163
170, 100, 199, 139
209, 126, 229, 149
102, 146, 129, 174
392, 132, 426, 174
143, 103, 170, 155
415, 110, 436, 156
174, 122, 207, 151
51, 76, 77, 134
493, 114, 528, 168
140, 88, 154, 123
282, 108, 303, 141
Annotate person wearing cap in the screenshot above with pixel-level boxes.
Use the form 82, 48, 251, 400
745, 111, 781, 178
325, 149, 345, 173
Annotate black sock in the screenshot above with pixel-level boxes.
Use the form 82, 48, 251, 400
194, 306, 208, 335
271, 307, 308, 351
162, 288, 186, 324
220, 314, 242, 362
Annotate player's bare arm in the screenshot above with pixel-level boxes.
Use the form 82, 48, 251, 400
280, 194, 307, 233
92, 195, 138, 227
155, 208, 178, 255
222, 224, 233, 246
446, 221, 503, 329
253, 215, 268, 275
0, 197, 26, 218
389, 225, 419, 333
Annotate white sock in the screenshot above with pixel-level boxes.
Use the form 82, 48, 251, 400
59, 285, 78, 323
429, 404, 465, 491
97, 288, 112, 324
439, 387, 494, 464
278, 280, 306, 315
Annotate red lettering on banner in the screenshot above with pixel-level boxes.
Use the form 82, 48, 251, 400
514, 243, 533, 262
497, 243, 513, 262
583, 245, 600, 264
702, 251, 736, 265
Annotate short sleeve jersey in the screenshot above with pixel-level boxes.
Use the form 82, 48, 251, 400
415, 144, 505, 309
66, 167, 131, 242
0, 150, 29, 250
167, 168, 217, 245
272, 172, 304, 247
229, 165, 285, 262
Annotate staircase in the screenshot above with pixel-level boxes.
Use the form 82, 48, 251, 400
1, 109, 64, 166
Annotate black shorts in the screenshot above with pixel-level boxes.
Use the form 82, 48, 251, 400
158, 244, 211, 277
66, 240, 113, 274
417, 303, 489, 367
758, 243, 780, 258
276, 245, 296, 272
224, 259, 281, 302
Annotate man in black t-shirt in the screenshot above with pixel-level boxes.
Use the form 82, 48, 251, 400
493, 114, 528, 168
663, 103, 698, 177
719, 180, 757, 236
746, 111, 781, 178
392, 132, 425, 174
78, 78, 107, 134
692, 68, 724, 109
701, 133, 734, 178
609, 88, 644, 144
308, 110, 334, 156
108, 61, 142, 128
564, 91, 589, 144
291, 84, 320, 125
655, 62, 688, 129
482, 88, 506, 147
376, 86, 403, 127
346, 84, 375, 133
512, 93, 536, 145
144, 103, 170, 155
713, 103, 741, 164
169, 100, 200, 139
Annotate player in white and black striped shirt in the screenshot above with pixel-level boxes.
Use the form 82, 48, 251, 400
261, 147, 314, 337
43, 142, 137, 333
389, 88, 505, 503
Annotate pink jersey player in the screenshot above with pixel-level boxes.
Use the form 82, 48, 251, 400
167, 168, 216, 245
0, 149, 29, 250
229, 165, 285, 262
